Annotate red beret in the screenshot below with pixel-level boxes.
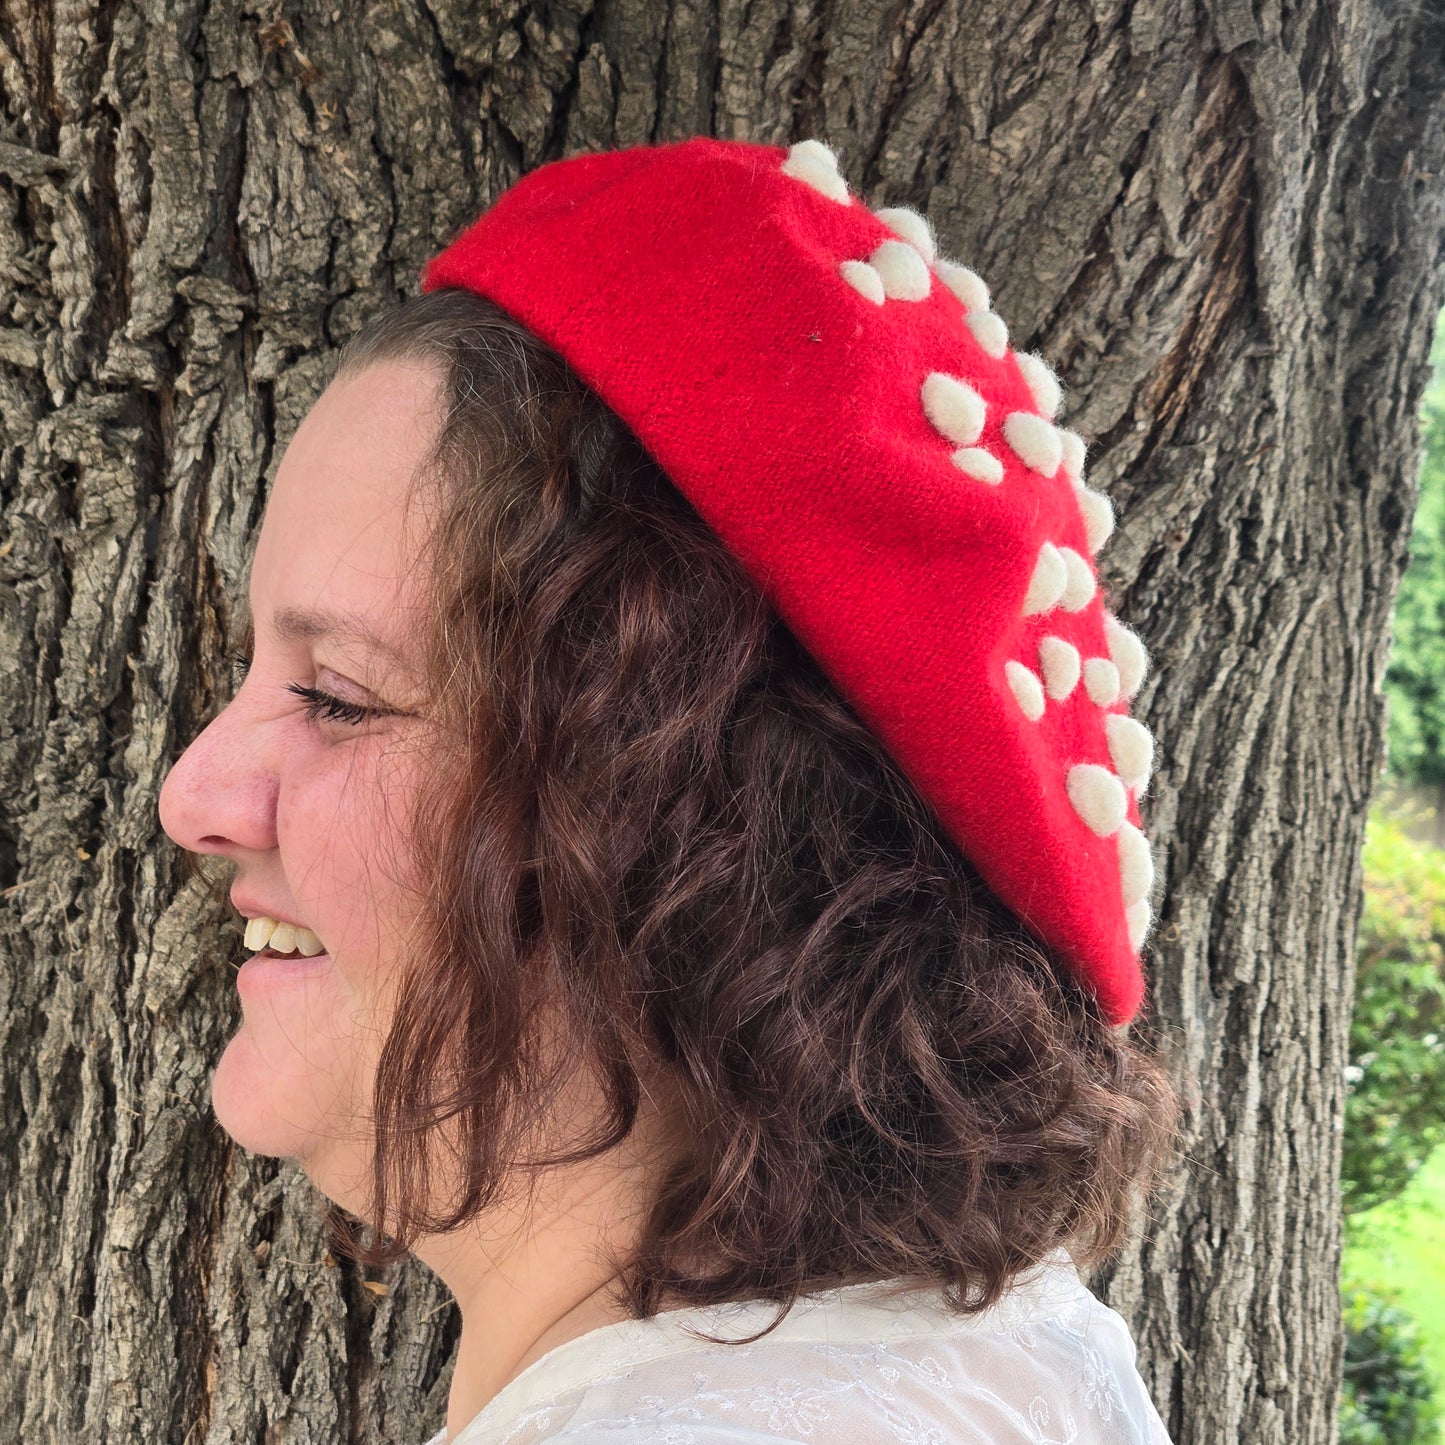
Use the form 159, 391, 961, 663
421, 137, 1157, 1027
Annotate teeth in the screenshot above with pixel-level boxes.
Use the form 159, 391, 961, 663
242, 914, 326, 956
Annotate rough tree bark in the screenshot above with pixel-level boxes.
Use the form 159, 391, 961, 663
2, 0, 1443, 1442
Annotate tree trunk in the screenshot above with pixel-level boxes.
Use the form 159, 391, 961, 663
2, 1, 1442, 1441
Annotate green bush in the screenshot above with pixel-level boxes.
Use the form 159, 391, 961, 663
1344, 302, 1445, 1445
1343, 811, 1445, 1215
1340, 1280, 1445, 1445
1384, 308, 1445, 788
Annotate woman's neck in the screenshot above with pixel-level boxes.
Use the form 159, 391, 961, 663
410, 1108, 674, 1441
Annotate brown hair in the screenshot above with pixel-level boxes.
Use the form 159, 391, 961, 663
324, 286, 1185, 1331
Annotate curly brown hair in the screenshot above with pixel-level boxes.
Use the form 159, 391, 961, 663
321, 285, 1185, 1334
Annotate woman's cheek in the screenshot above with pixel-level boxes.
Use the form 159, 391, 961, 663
278, 739, 422, 1012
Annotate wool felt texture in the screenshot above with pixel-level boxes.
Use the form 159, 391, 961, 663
420, 136, 1158, 1027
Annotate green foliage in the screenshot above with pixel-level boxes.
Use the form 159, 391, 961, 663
1341, 304, 1445, 1445
1343, 1143, 1445, 1402
1343, 811, 1445, 1215
1385, 309, 1445, 787
1339, 1279, 1445, 1445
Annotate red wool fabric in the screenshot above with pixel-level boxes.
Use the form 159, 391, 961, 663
421, 136, 1155, 1027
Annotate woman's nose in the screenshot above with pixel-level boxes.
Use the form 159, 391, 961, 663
158, 703, 280, 860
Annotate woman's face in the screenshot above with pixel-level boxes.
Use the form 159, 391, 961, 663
159, 357, 443, 1204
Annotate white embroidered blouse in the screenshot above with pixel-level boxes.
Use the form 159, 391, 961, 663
422, 1247, 1174, 1444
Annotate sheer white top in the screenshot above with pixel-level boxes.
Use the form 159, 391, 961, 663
422, 1248, 1174, 1444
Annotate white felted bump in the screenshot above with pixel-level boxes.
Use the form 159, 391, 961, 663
1058, 547, 1095, 611
1083, 656, 1122, 706
840, 260, 885, 305
1077, 487, 1115, 554
870, 240, 931, 301
1105, 713, 1155, 793
1015, 351, 1063, 421
921, 372, 986, 446
1023, 542, 1068, 616
935, 259, 990, 311
1116, 822, 1154, 907
781, 140, 850, 203
875, 206, 936, 264
1104, 615, 1149, 698
1058, 428, 1086, 484
1066, 763, 1127, 838
965, 310, 1009, 359
1002, 412, 1063, 478
1125, 897, 1153, 952
951, 447, 1004, 485
1005, 660, 1046, 721
1038, 636, 1081, 700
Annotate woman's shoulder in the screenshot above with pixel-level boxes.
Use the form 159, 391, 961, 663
437, 1252, 1174, 1445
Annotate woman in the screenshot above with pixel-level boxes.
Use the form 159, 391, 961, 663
160, 137, 1184, 1444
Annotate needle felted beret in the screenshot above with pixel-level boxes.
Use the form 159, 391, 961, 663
420, 136, 1160, 1028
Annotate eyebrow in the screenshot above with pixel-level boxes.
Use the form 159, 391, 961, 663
236, 601, 407, 664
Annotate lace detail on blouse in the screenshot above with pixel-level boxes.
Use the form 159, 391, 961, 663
421, 1250, 1173, 1444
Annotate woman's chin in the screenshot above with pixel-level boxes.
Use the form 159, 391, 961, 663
210, 1026, 330, 1160
209, 1026, 374, 1214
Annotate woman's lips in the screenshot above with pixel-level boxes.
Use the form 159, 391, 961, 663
236, 948, 333, 995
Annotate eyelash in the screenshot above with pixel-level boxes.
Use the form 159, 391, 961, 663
287, 683, 378, 727
228, 651, 381, 727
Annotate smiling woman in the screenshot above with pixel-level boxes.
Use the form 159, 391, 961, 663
159, 138, 1185, 1445
159, 359, 443, 1173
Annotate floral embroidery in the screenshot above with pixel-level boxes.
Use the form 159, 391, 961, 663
746, 1377, 833, 1434
908, 1353, 953, 1388
998, 1318, 1045, 1349
1080, 1338, 1130, 1422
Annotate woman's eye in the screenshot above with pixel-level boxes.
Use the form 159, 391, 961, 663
284, 682, 380, 727
229, 651, 252, 689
